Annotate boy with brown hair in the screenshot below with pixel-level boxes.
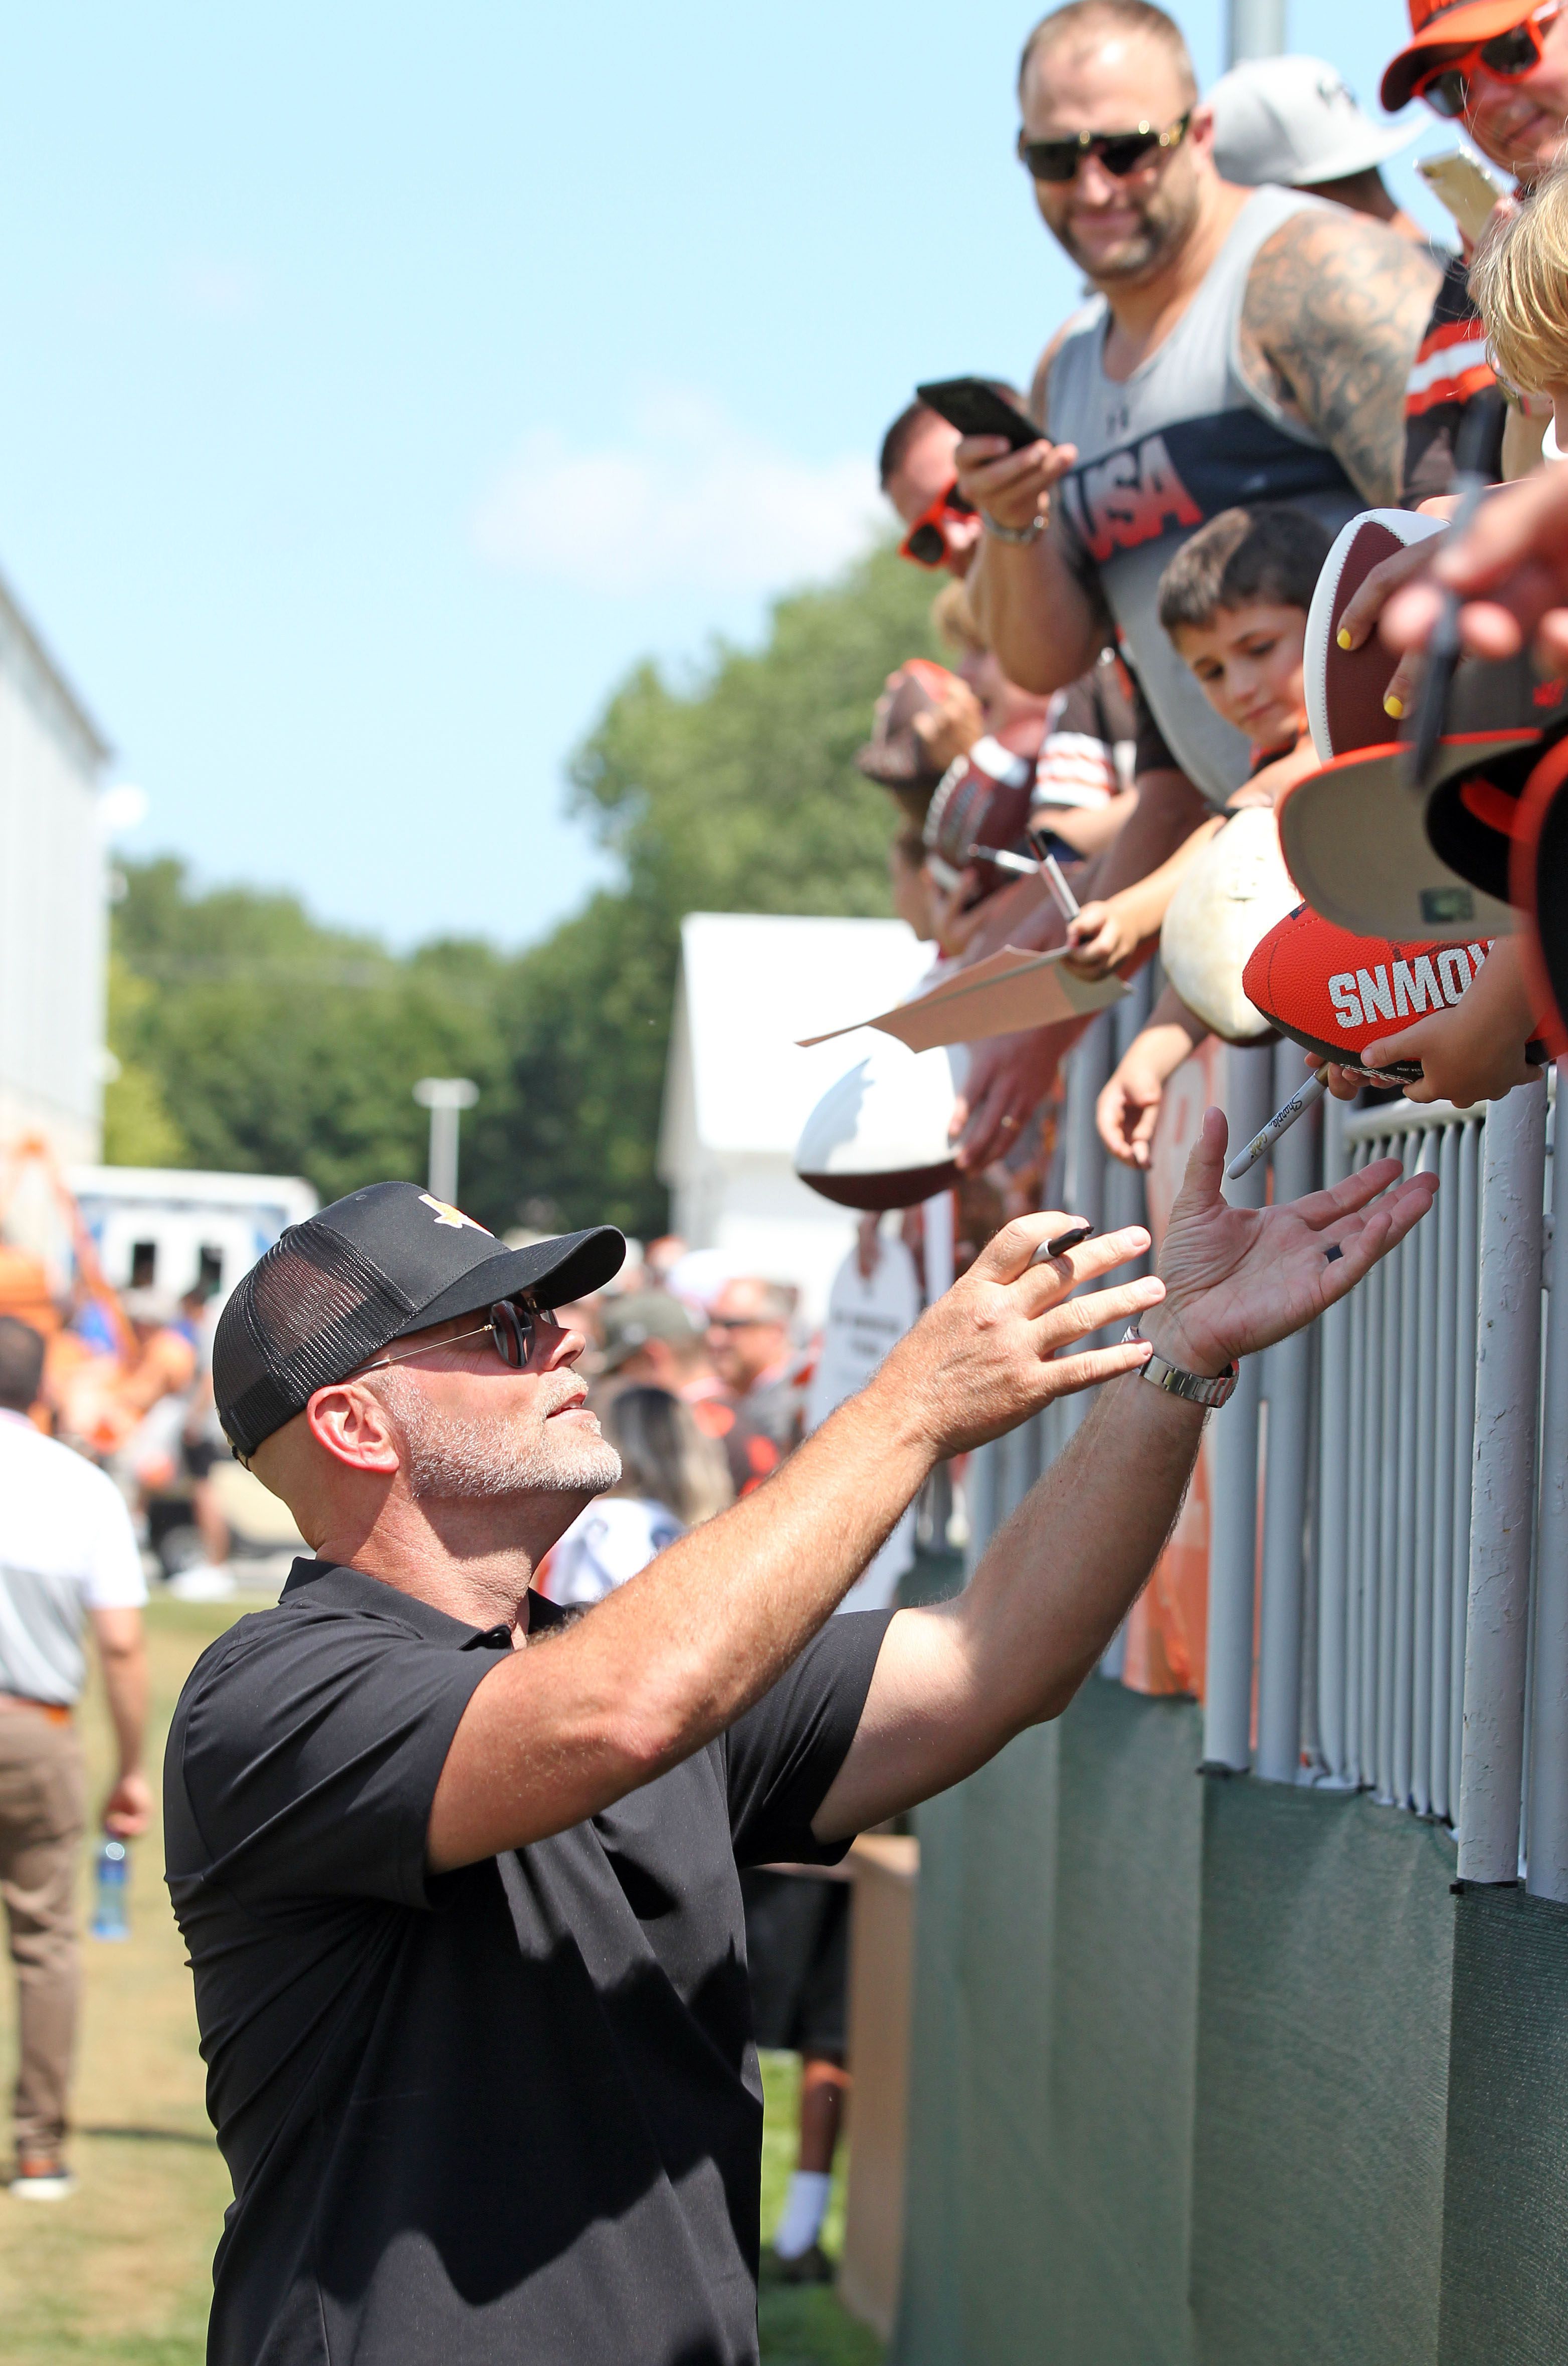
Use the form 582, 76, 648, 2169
1097, 505, 1327, 1163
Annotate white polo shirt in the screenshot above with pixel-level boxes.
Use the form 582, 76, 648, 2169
0, 1410, 146, 1706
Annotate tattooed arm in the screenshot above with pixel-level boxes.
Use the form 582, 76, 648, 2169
1238, 208, 1439, 507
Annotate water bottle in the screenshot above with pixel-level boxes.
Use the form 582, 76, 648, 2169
90, 1839, 130, 1940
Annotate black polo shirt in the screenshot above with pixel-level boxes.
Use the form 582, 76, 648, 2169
163, 1558, 892, 2365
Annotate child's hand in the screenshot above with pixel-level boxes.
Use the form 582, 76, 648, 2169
1362, 1011, 1542, 1106
1360, 937, 1543, 1106
1097, 1054, 1167, 1167
1096, 1001, 1210, 1166
1307, 1057, 1379, 1103
1064, 897, 1138, 977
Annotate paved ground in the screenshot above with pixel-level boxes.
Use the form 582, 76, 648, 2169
0, 1594, 882, 2363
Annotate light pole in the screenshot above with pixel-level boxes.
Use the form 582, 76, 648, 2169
413, 1078, 479, 1207
1227, 0, 1286, 63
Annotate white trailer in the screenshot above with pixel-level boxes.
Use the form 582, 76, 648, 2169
66, 1164, 317, 1304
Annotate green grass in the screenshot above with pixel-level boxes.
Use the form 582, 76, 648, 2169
0, 1597, 883, 2364
758, 2051, 883, 2364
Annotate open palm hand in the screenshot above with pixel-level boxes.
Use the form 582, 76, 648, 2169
1150, 1108, 1439, 1377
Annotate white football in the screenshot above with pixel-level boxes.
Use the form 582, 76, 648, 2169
795, 1036, 966, 1211
1160, 807, 1302, 1043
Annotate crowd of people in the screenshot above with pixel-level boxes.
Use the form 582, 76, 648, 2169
853, 0, 1568, 1228
19, 2, 1568, 2346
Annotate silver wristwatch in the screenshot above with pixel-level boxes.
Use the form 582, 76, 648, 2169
1123, 1316, 1238, 1409
981, 506, 1047, 545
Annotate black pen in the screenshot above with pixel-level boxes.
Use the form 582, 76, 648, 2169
1031, 1221, 1094, 1265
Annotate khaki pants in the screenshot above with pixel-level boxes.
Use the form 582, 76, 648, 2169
0, 1712, 84, 2161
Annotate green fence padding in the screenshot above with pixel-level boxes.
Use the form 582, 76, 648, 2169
1189, 1779, 1455, 2366
893, 1680, 1204, 2366
1043, 1684, 1204, 2366
1440, 1884, 1568, 2364
894, 1776, 971, 2366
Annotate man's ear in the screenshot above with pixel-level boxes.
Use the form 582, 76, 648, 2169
306, 1382, 404, 1476
1189, 100, 1217, 164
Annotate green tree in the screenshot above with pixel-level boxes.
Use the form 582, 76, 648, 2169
110, 860, 515, 1220
571, 541, 932, 923
110, 541, 938, 1238
102, 953, 188, 1167
538, 542, 938, 1232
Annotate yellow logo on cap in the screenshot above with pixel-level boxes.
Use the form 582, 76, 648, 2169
420, 1193, 491, 1234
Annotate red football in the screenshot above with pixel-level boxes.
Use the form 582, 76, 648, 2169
1242, 904, 1491, 1078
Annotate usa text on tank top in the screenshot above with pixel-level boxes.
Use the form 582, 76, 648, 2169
1047, 186, 1360, 806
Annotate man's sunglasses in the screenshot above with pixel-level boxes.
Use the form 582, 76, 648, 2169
1017, 109, 1192, 185
357, 1297, 546, 1377
1413, 4, 1559, 115
899, 481, 976, 568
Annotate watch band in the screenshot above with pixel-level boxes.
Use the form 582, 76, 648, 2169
981, 506, 1047, 545
1123, 1317, 1238, 1409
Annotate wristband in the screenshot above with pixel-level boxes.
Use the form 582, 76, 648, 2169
981, 506, 1047, 546
1123, 1316, 1238, 1409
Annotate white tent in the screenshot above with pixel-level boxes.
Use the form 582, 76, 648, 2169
658, 913, 932, 1324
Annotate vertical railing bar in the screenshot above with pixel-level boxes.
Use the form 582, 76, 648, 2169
1060, 1014, 1115, 1450
1360, 1138, 1385, 1789
1202, 1044, 1275, 1771
1344, 1181, 1368, 1788
1527, 1063, 1568, 1899
1452, 1121, 1482, 1820
1412, 1129, 1441, 1816
1431, 1120, 1461, 1822
1458, 1080, 1548, 1881
1299, 1320, 1324, 1774
1393, 1131, 1421, 1808
1257, 1038, 1320, 1784
1316, 1090, 1352, 1784
1377, 1131, 1402, 1805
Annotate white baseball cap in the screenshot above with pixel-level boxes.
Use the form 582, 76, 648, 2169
1210, 55, 1419, 188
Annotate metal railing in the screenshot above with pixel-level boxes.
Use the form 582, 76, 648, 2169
965, 1005, 1568, 1899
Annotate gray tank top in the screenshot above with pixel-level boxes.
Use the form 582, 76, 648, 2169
1047, 186, 1361, 804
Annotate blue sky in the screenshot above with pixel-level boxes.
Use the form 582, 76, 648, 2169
0, 3, 1466, 949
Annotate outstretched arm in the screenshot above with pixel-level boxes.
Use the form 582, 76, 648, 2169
427, 1217, 1162, 1870
814, 1110, 1438, 1839
1239, 208, 1439, 507
957, 319, 1105, 697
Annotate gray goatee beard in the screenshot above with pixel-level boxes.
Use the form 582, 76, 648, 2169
368, 1368, 622, 1503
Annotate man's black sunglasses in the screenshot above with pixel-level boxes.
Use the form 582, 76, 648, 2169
357, 1297, 545, 1376
1017, 109, 1193, 184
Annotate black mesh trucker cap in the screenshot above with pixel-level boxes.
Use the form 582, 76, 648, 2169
213, 1180, 625, 1457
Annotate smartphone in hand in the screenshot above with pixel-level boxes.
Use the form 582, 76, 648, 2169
1415, 151, 1502, 245
916, 377, 1044, 453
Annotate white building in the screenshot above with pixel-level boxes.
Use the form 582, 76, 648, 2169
0, 562, 111, 1166
658, 912, 931, 1324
